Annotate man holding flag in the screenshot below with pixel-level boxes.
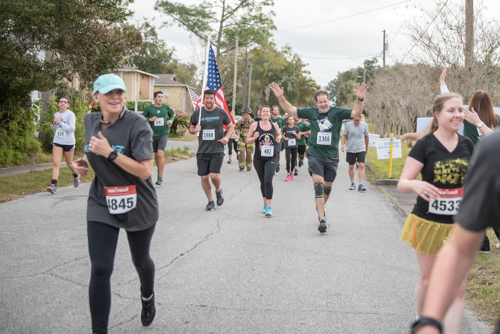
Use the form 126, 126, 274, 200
189, 43, 234, 211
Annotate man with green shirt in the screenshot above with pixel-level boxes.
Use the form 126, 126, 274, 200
271, 82, 368, 233
270, 105, 285, 172
294, 115, 311, 175
142, 91, 175, 185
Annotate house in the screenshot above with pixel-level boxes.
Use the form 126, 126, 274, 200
153, 74, 192, 114
117, 66, 159, 101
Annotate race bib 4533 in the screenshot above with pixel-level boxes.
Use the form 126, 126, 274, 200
428, 187, 463, 215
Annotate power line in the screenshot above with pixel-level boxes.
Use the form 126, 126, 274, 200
399, 0, 449, 63
276, 0, 414, 34
301, 52, 381, 60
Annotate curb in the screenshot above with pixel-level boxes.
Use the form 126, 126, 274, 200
376, 179, 398, 186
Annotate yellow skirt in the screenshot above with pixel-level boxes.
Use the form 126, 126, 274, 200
400, 213, 454, 256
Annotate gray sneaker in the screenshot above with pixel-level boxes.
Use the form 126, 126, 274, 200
216, 189, 224, 206
46, 184, 56, 194
74, 174, 80, 188
205, 201, 215, 211
318, 219, 327, 233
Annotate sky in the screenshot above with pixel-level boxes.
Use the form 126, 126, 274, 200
128, 0, 500, 88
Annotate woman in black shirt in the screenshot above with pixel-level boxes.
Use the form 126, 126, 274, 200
282, 116, 301, 181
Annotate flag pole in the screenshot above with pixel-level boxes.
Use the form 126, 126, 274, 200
198, 38, 211, 128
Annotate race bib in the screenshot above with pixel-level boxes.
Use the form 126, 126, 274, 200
154, 117, 164, 126
203, 129, 215, 140
317, 132, 332, 145
56, 130, 66, 138
428, 188, 463, 215
105, 185, 137, 215
288, 138, 297, 146
261, 145, 274, 157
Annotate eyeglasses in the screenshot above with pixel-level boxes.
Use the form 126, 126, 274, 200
58, 101, 68, 104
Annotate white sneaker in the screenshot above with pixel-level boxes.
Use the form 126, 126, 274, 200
496, 242, 500, 249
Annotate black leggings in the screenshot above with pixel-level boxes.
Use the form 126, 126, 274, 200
254, 156, 278, 200
228, 138, 238, 155
285, 147, 298, 173
88, 221, 156, 334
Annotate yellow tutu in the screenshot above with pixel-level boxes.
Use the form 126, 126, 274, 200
400, 213, 454, 256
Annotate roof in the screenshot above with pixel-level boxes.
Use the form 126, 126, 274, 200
117, 66, 159, 78
153, 74, 188, 87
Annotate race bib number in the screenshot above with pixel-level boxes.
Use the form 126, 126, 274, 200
288, 138, 296, 146
56, 130, 66, 138
261, 145, 274, 157
154, 117, 164, 126
428, 188, 463, 215
317, 132, 332, 145
105, 185, 137, 215
203, 129, 215, 140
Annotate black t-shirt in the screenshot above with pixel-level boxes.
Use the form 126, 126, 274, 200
456, 130, 500, 231
409, 133, 474, 224
191, 106, 232, 154
254, 121, 278, 160
283, 125, 299, 148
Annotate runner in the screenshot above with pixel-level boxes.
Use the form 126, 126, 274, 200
412, 130, 500, 334
295, 115, 311, 175
270, 105, 285, 173
227, 112, 239, 164
234, 107, 255, 171
188, 89, 233, 211
73, 74, 159, 333
270, 82, 368, 233
142, 91, 174, 186
398, 93, 474, 334
246, 105, 281, 217
341, 115, 369, 192
254, 108, 262, 122
282, 115, 300, 181
46, 96, 80, 194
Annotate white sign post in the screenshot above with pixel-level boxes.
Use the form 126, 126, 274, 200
376, 138, 402, 160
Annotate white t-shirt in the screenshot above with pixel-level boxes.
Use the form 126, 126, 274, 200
53, 110, 76, 145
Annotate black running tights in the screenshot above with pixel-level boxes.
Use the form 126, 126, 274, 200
228, 138, 238, 155
253, 156, 278, 200
285, 147, 298, 173
87, 221, 156, 334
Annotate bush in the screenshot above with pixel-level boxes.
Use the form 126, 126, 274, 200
126, 101, 152, 112
170, 114, 189, 136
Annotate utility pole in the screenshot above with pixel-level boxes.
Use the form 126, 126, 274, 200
382, 30, 386, 69
363, 65, 366, 83
465, 0, 474, 75
231, 37, 238, 113
247, 63, 253, 108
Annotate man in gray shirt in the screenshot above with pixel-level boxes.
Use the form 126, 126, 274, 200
341, 115, 369, 192
189, 90, 234, 211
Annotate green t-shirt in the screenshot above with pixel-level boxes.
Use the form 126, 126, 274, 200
270, 115, 285, 130
142, 104, 175, 137
463, 118, 500, 145
297, 121, 310, 146
297, 106, 352, 157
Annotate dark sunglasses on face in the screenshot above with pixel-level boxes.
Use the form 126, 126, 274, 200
59, 101, 68, 104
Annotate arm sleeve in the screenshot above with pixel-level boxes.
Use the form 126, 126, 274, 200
455, 139, 500, 231
336, 107, 354, 120
343, 123, 350, 136
363, 124, 369, 136
407, 139, 426, 164
297, 108, 314, 119
223, 111, 231, 126
168, 108, 175, 121
130, 117, 154, 161
440, 85, 450, 94
58, 112, 76, 132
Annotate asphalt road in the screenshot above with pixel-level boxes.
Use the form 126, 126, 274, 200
0, 143, 489, 334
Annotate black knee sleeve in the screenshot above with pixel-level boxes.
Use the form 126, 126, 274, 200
314, 182, 324, 198
324, 186, 332, 196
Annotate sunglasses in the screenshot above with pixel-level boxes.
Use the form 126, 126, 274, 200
59, 101, 68, 104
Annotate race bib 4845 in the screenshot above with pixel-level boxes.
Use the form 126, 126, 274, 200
105, 185, 137, 215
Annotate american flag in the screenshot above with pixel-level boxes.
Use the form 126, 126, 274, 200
196, 44, 235, 124
188, 87, 200, 109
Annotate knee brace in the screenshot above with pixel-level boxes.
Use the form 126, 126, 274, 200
324, 185, 332, 196
314, 182, 324, 198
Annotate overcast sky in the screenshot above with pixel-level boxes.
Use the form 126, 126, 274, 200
128, 0, 500, 88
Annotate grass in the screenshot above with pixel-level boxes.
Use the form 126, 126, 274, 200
169, 131, 198, 142
0, 146, 193, 203
364, 139, 500, 328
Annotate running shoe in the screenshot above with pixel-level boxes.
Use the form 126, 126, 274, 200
276, 164, 280, 173
141, 293, 156, 327
356, 164, 359, 170
239, 167, 245, 172
358, 184, 366, 192
216, 189, 224, 206
290, 174, 295, 180
294, 169, 298, 176
318, 219, 327, 233
247, 168, 252, 172
496, 242, 500, 249
262, 203, 268, 214
285, 175, 291, 182
205, 201, 215, 211
265, 207, 273, 217
227, 159, 232, 164
349, 183, 355, 190
155, 177, 163, 186
46, 184, 56, 194
74, 174, 80, 188
298, 160, 303, 167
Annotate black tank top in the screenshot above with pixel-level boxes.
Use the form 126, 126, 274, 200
255, 121, 277, 160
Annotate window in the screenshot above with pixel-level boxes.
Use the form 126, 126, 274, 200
161, 88, 170, 96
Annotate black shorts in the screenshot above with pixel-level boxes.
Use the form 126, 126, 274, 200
197, 152, 224, 176
298, 145, 306, 157
53, 143, 75, 152
346, 151, 366, 165
153, 134, 169, 152
306, 150, 339, 182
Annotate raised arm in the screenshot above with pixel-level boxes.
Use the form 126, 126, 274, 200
270, 82, 297, 116
439, 66, 450, 94
350, 83, 368, 118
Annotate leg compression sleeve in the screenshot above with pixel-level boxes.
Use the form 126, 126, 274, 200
314, 182, 324, 198
324, 185, 332, 196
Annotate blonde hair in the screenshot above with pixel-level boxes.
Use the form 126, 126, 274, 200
429, 93, 463, 132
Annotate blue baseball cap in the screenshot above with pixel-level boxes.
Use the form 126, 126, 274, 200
93, 74, 127, 94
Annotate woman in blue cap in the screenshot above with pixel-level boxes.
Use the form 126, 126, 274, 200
74, 74, 159, 333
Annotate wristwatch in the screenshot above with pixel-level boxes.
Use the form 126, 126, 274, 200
477, 121, 484, 128
357, 98, 364, 102
107, 150, 118, 162
411, 317, 442, 333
